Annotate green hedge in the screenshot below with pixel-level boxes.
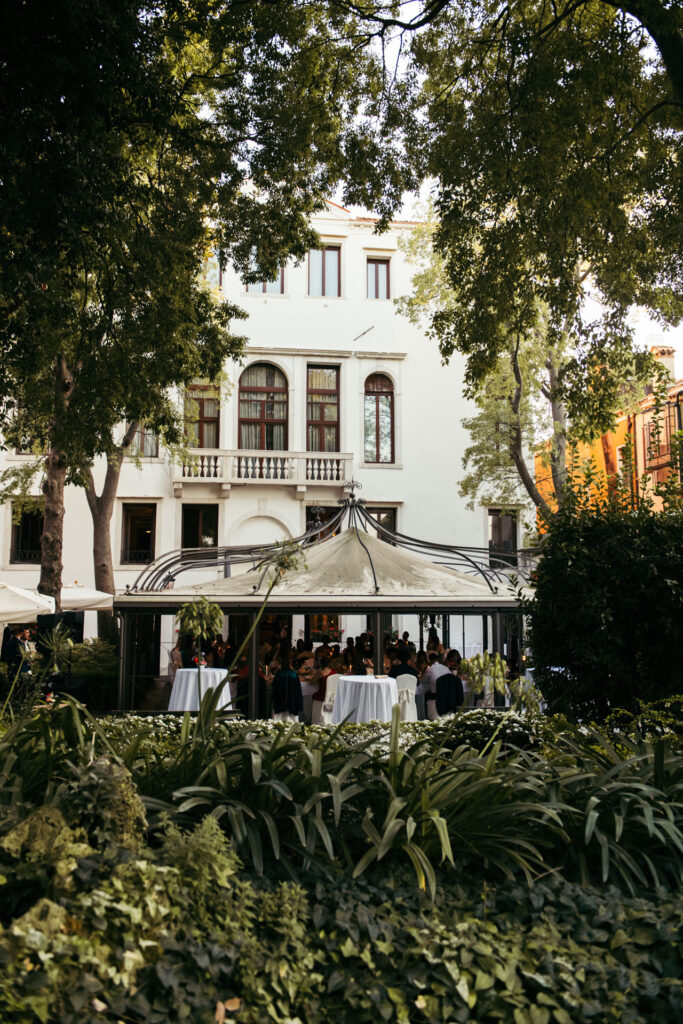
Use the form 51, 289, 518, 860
2, 703, 683, 1022
1, 802, 681, 1024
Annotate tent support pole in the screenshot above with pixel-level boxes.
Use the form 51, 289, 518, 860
117, 611, 128, 710
492, 612, 503, 655
248, 612, 259, 719
372, 610, 382, 675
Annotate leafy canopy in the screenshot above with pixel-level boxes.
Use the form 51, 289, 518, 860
0, 0, 416, 467
405, 0, 681, 429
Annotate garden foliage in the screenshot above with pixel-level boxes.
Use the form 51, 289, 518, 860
1, 799, 682, 1023
524, 493, 683, 721
1, 696, 682, 1021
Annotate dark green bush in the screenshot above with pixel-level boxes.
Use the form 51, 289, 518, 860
2, 701, 683, 1022
68, 638, 118, 675
1, 803, 682, 1024
523, 497, 683, 721
3, 699, 683, 895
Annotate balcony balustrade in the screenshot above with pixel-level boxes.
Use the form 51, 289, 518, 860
174, 448, 353, 487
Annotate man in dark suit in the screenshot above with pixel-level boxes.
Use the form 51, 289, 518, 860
5, 625, 32, 679
435, 649, 464, 715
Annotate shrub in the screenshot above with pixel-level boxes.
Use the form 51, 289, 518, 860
68, 638, 118, 676
523, 496, 683, 721
1, 807, 682, 1024
605, 695, 683, 745
3, 699, 683, 896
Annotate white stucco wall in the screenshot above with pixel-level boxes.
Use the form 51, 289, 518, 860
0, 204, 505, 651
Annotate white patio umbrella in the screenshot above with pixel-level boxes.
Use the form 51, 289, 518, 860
0, 582, 55, 624
60, 582, 114, 611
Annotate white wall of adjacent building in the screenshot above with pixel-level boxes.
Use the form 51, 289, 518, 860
1, 203, 513, 657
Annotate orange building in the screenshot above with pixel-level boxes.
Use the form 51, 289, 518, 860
535, 346, 683, 509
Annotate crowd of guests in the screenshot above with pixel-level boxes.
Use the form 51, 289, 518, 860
170, 626, 516, 720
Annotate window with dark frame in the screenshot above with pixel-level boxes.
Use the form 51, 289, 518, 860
184, 385, 220, 449
182, 505, 218, 548
307, 366, 339, 452
121, 504, 156, 564
365, 506, 397, 545
10, 506, 44, 563
643, 415, 672, 463
488, 508, 518, 568
129, 424, 159, 458
364, 373, 394, 463
367, 258, 390, 299
309, 245, 341, 297
246, 268, 285, 295
238, 363, 288, 450
305, 505, 342, 541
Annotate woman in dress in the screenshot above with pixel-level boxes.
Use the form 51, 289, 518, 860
271, 648, 303, 718
352, 645, 374, 676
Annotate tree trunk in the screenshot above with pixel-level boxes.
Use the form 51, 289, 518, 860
601, 432, 618, 491
39, 445, 67, 611
546, 356, 568, 507
84, 422, 138, 641
508, 337, 552, 515
38, 356, 74, 610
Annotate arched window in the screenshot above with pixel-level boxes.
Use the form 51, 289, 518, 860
238, 363, 288, 450
364, 373, 394, 464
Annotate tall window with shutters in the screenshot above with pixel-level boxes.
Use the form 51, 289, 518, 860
238, 363, 288, 451
184, 386, 220, 449
307, 366, 339, 452
364, 373, 394, 464
121, 504, 156, 564
127, 423, 159, 458
488, 508, 518, 568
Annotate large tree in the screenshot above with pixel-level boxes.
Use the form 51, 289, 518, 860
397, 215, 649, 518
0, 0, 414, 610
340, 1, 682, 457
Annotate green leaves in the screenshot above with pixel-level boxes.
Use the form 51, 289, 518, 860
402, 0, 682, 506
524, 499, 683, 721
4, 694, 683, 899
176, 597, 224, 646
2, 695, 683, 1021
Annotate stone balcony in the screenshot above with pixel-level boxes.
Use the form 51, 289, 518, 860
172, 448, 353, 496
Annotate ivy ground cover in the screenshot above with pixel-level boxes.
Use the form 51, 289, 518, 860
0, 700, 682, 1022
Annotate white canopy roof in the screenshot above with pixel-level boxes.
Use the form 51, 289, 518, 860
0, 582, 55, 623
116, 528, 521, 611
60, 583, 114, 611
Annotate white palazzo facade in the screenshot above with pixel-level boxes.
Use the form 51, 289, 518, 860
1, 203, 520, 662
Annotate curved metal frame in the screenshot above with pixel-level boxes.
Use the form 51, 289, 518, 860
129, 485, 530, 594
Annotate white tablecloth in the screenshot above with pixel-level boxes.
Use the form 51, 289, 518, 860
168, 668, 231, 712
332, 675, 399, 724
